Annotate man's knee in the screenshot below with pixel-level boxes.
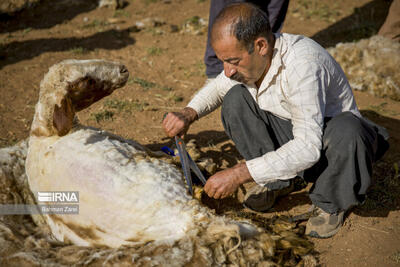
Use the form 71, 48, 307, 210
323, 112, 376, 151
222, 84, 252, 118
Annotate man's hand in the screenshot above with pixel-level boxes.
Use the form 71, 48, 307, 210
162, 107, 198, 137
204, 162, 253, 199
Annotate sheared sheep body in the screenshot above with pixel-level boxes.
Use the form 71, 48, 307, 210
25, 59, 207, 247
27, 128, 201, 247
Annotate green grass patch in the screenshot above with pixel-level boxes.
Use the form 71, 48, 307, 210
157, 92, 184, 103
104, 99, 149, 112
184, 16, 202, 26
91, 110, 114, 123
113, 10, 130, 18
162, 86, 173, 91
147, 47, 164, 56
69, 47, 88, 55
194, 60, 206, 77
173, 96, 184, 102
22, 27, 32, 35
83, 19, 109, 29
292, 0, 341, 22
128, 77, 156, 90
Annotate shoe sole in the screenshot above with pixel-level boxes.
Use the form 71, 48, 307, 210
306, 224, 342, 239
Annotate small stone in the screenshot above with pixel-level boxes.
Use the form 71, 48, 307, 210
170, 24, 179, 33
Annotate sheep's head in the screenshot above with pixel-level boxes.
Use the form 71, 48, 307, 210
31, 59, 129, 137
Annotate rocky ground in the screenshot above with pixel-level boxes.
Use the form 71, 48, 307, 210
0, 0, 400, 266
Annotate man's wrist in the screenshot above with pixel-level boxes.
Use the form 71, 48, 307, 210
233, 162, 253, 185
182, 107, 198, 124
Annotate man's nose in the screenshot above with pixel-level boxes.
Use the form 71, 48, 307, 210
223, 62, 236, 78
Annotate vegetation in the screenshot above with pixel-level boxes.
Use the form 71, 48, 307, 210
128, 77, 156, 90
104, 99, 149, 113
91, 110, 114, 123
69, 47, 88, 55
113, 10, 130, 18
147, 47, 164, 56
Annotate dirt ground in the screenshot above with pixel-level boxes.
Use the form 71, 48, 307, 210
1, 0, 400, 266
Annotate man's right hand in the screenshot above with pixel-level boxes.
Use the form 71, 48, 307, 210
162, 107, 198, 138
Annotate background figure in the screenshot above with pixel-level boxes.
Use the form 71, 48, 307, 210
204, 0, 290, 78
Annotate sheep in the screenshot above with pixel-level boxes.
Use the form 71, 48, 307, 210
0, 59, 315, 266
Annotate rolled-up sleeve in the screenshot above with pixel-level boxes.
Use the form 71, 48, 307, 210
246, 60, 328, 185
187, 73, 238, 118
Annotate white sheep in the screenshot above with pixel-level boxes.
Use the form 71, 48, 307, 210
0, 59, 315, 266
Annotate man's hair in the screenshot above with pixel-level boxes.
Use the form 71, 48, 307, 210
211, 3, 272, 54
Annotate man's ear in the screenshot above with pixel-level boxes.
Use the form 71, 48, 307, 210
254, 37, 269, 56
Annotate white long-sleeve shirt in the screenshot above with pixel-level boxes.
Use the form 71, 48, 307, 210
187, 33, 360, 185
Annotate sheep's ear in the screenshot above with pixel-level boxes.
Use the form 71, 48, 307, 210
53, 96, 75, 136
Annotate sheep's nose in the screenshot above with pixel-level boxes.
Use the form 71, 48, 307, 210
120, 65, 128, 74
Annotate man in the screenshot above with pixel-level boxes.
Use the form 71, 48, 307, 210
162, 3, 388, 238
205, 0, 289, 78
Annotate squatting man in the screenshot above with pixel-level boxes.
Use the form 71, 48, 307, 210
162, 3, 389, 238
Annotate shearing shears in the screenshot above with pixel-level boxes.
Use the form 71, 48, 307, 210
162, 136, 207, 195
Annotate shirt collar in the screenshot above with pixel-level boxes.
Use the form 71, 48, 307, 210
258, 33, 287, 93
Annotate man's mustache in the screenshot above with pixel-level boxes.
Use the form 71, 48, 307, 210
230, 72, 246, 83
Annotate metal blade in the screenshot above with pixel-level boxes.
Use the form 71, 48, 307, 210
175, 136, 193, 195
188, 155, 207, 185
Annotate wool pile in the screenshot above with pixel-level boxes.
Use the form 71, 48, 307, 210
328, 35, 400, 101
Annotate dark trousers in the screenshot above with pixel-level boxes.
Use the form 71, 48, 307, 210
221, 85, 389, 213
204, 0, 290, 77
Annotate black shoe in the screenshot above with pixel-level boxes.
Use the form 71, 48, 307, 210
243, 180, 294, 212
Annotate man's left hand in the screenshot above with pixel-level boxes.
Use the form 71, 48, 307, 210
204, 162, 253, 199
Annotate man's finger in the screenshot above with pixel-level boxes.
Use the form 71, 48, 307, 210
206, 187, 215, 198
213, 190, 222, 199
204, 182, 215, 198
222, 192, 231, 199
163, 114, 181, 137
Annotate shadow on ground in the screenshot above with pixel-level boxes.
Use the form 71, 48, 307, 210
0, 27, 136, 69
0, 0, 99, 33
311, 0, 392, 47
147, 129, 239, 167
352, 110, 400, 218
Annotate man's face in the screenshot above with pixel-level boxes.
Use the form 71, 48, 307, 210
212, 35, 267, 85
